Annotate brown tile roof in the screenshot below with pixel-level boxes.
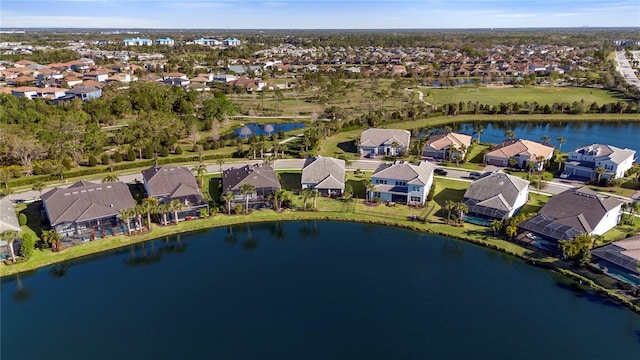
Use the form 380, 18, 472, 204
486, 139, 554, 161
425, 132, 472, 151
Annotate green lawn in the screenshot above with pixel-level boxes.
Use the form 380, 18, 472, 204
421, 86, 628, 107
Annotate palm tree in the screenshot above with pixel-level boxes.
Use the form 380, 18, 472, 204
221, 191, 235, 215
31, 181, 45, 198
158, 203, 170, 226
168, 199, 183, 224
556, 137, 566, 153
444, 200, 456, 224
365, 180, 376, 201
474, 124, 484, 144
0, 230, 17, 263
239, 183, 255, 214
192, 164, 208, 187
504, 129, 516, 140
272, 142, 283, 159
102, 174, 119, 183
216, 159, 225, 174
390, 140, 400, 156
141, 197, 159, 229
540, 135, 551, 145
311, 189, 320, 209
275, 189, 287, 210
455, 202, 468, 224
595, 167, 606, 184
41, 229, 60, 251
630, 201, 640, 225
490, 219, 504, 236
118, 207, 135, 235
505, 225, 517, 240
508, 157, 519, 169
301, 188, 311, 211
535, 155, 546, 172
133, 204, 144, 231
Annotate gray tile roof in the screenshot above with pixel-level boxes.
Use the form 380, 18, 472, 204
573, 144, 636, 165
463, 171, 529, 213
142, 166, 201, 198
372, 160, 434, 185
360, 128, 411, 148
519, 186, 622, 241
222, 164, 281, 192
301, 156, 345, 189
592, 235, 640, 274
41, 181, 135, 227
0, 196, 20, 233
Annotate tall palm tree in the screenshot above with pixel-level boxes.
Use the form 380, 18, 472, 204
365, 180, 376, 201
141, 197, 159, 229
216, 159, 225, 174
102, 174, 119, 183
504, 129, 516, 140
0, 230, 17, 263
31, 181, 45, 198
311, 189, 320, 209
158, 203, 170, 226
221, 191, 235, 215
275, 189, 287, 210
595, 167, 606, 184
118, 207, 135, 235
540, 135, 551, 145
535, 155, 546, 172
556, 137, 566, 153
490, 219, 504, 236
168, 199, 183, 224
444, 200, 456, 224
272, 142, 282, 159
505, 225, 517, 240
474, 124, 484, 144
301, 188, 311, 211
192, 164, 208, 187
133, 204, 145, 231
455, 202, 469, 224
239, 183, 255, 214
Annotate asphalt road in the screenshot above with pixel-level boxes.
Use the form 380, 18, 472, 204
615, 51, 640, 90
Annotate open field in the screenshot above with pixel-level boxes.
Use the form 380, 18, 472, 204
421, 86, 628, 106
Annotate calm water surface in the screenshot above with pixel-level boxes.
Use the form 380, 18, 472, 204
2, 221, 639, 359
431, 121, 640, 153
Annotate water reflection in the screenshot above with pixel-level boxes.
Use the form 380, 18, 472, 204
12, 273, 32, 303
299, 221, 320, 237
48, 264, 68, 279
124, 236, 188, 267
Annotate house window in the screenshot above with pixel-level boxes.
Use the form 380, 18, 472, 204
395, 181, 406, 186
410, 196, 421, 203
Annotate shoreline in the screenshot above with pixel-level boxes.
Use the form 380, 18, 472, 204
2, 209, 639, 314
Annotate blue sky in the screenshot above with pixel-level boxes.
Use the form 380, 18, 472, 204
1, 0, 639, 29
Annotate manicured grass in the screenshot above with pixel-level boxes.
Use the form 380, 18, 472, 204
421, 86, 628, 107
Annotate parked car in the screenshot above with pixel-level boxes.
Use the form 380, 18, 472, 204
364, 152, 375, 158
559, 172, 570, 179
469, 171, 482, 179
434, 168, 448, 176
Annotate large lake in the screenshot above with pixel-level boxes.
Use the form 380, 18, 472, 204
432, 121, 640, 153
2, 221, 639, 359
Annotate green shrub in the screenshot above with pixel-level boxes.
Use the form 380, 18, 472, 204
144, 146, 154, 159
427, 183, 436, 201
234, 203, 243, 214
113, 152, 123, 163
88, 155, 98, 167
18, 213, 27, 226
159, 147, 170, 157
174, 145, 183, 155
62, 158, 73, 170
127, 148, 137, 162
101, 153, 110, 165
19, 233, 36, 259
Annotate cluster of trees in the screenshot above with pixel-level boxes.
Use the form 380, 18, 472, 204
0, 82, 237, 183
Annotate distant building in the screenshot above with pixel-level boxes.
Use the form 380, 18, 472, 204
223, 38, 241, 46
155, 38, 174, 46
422, 132, 472, 160
192, 38, 220, 46
66, 86, 102, 101
359, 128, 411, 157
123, 37, 153, 46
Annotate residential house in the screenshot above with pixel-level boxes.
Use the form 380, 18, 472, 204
41, 181, 136, 239
192, 38, 220, 46
370, 160, 434, 206
223, 38, 241, 46
222, 164, 281, 208
462, 171, 529, 220
422, 132, 472, 160
592, 234, 640, 285
564, 144, 636, 180
123, 37, 153, 46
155, 38, 175, 46
212, 73, 237, 83
301, 156, 346, 196
10, 86, 39, 99
0, 196, 20, 260
519, 187, 623, 243
82, 69, 112, 82
142, 166, 208, 220
359, 128, 411, 157
67, 86, 102, 101
484, 139, 554, 171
